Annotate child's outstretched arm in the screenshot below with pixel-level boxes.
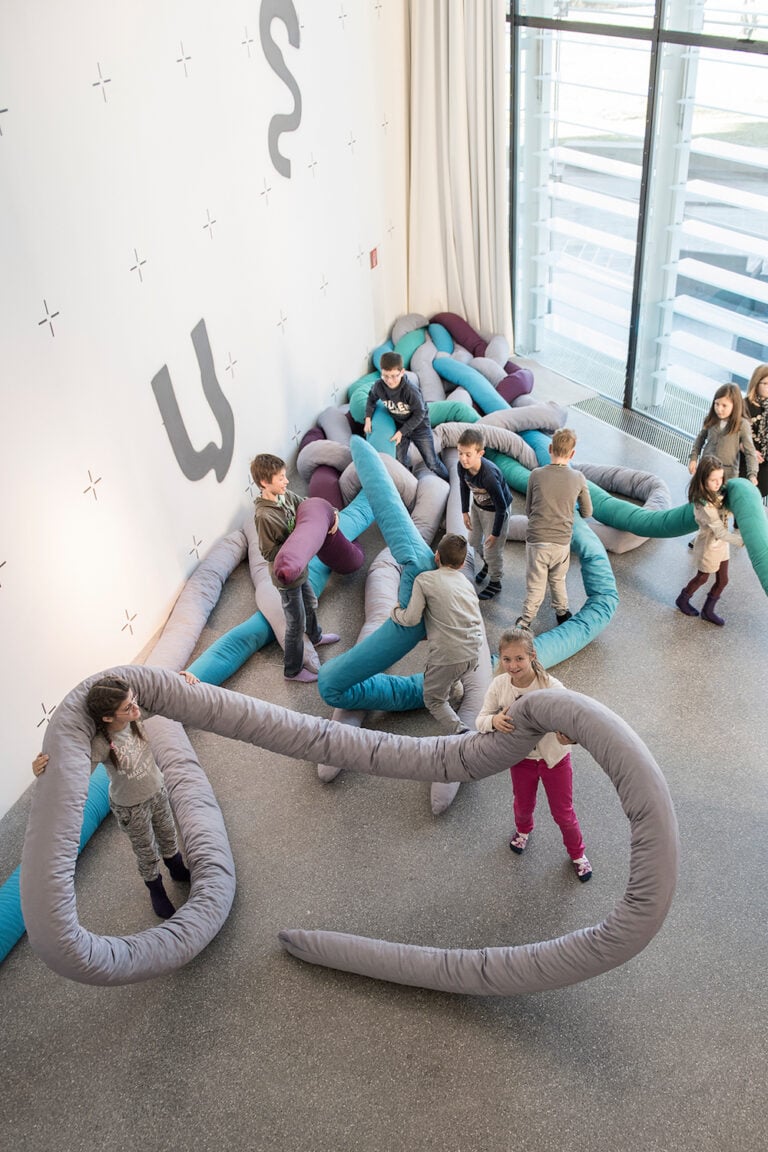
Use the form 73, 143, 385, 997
689, 427, 706, 473
576, 476, 593, 519
459, 471, 472, 532
739, 421, 759, 483
390, 577, 428, 629
363, 384, 381, 434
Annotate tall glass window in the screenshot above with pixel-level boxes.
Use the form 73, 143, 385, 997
511, 3, 768, 439
514, 28, 650, 403
634, 47, 768, 433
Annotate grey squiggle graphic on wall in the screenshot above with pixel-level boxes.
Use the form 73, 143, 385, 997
151, 319, 235, 483
260, 0, 302, 178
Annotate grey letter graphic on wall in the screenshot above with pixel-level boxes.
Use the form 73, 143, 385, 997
260, 0, 302, 178
151, 319, 235, 483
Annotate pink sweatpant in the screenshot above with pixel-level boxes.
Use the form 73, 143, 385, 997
510, 752, 585, 860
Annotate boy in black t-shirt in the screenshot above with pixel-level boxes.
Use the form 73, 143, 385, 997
363, 351, 449, 481
457, 427, 512, 600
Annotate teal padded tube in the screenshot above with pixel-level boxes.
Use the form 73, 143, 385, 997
535, 517, 619, 669
318, 437, 435, 711
371, 340, 394, 370
427, 322, 453, 353
0, 869, 23, 963
433, 358, 509, 414
347, 373, 379, 423
0, 763, 111, 963
724, 479, 768, 594
188, 613, 274, 685
428, 400, 480, 426
589, 484, 696, 539
393, 328, 427, 368
366, 410, 397, 456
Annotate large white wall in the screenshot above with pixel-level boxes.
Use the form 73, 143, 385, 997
0, 1, 410, 817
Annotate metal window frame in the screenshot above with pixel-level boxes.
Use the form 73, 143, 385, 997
508, 7, 768, 411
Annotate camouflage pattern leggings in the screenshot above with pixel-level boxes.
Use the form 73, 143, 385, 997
109, 786, 179, 881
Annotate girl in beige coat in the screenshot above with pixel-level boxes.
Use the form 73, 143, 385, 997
676, 456, 743, 626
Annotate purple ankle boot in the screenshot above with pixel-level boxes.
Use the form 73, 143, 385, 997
701, 594, 725, 626
675, 590, 699, 617
145, 875, 176, 919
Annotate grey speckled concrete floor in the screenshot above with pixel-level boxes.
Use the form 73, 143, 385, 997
2, 373, 767, 1152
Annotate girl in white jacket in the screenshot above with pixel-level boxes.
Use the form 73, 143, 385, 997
676, 456, 743, 626
476, 626, 592, 882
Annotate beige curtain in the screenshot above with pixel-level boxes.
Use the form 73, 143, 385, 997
408, 0, 513, 344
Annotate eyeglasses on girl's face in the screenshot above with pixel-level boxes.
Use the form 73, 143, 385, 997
115, 694, 139, 715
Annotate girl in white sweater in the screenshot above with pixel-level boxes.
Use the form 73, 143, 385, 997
476, 626, 592, 882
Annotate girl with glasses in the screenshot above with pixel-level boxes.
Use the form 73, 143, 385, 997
32, 671, 199, 920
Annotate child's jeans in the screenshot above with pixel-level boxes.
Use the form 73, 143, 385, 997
280, 579, 322, 677
469, 507, 510, 584
397, 422, 449, 481
510, 752, 585, 860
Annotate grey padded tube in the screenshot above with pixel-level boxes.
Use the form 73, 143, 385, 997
22, 668, 677, 991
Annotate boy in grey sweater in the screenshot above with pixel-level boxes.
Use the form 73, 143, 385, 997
391, 533, 483, 734
517, 428, 592, 629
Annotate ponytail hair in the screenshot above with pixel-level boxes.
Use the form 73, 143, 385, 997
85, 675, 144, 769
496, 626, 550, 686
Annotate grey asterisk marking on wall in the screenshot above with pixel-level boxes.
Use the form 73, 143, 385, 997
130, 249, 147, 282
121, 610, 137, 635
176, 41, 192, 78
36, 703, 56, 729
38, 300, 60, 336
92, 63, 111, 102
241, 27, 255, 57
83, 471, 102, 500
